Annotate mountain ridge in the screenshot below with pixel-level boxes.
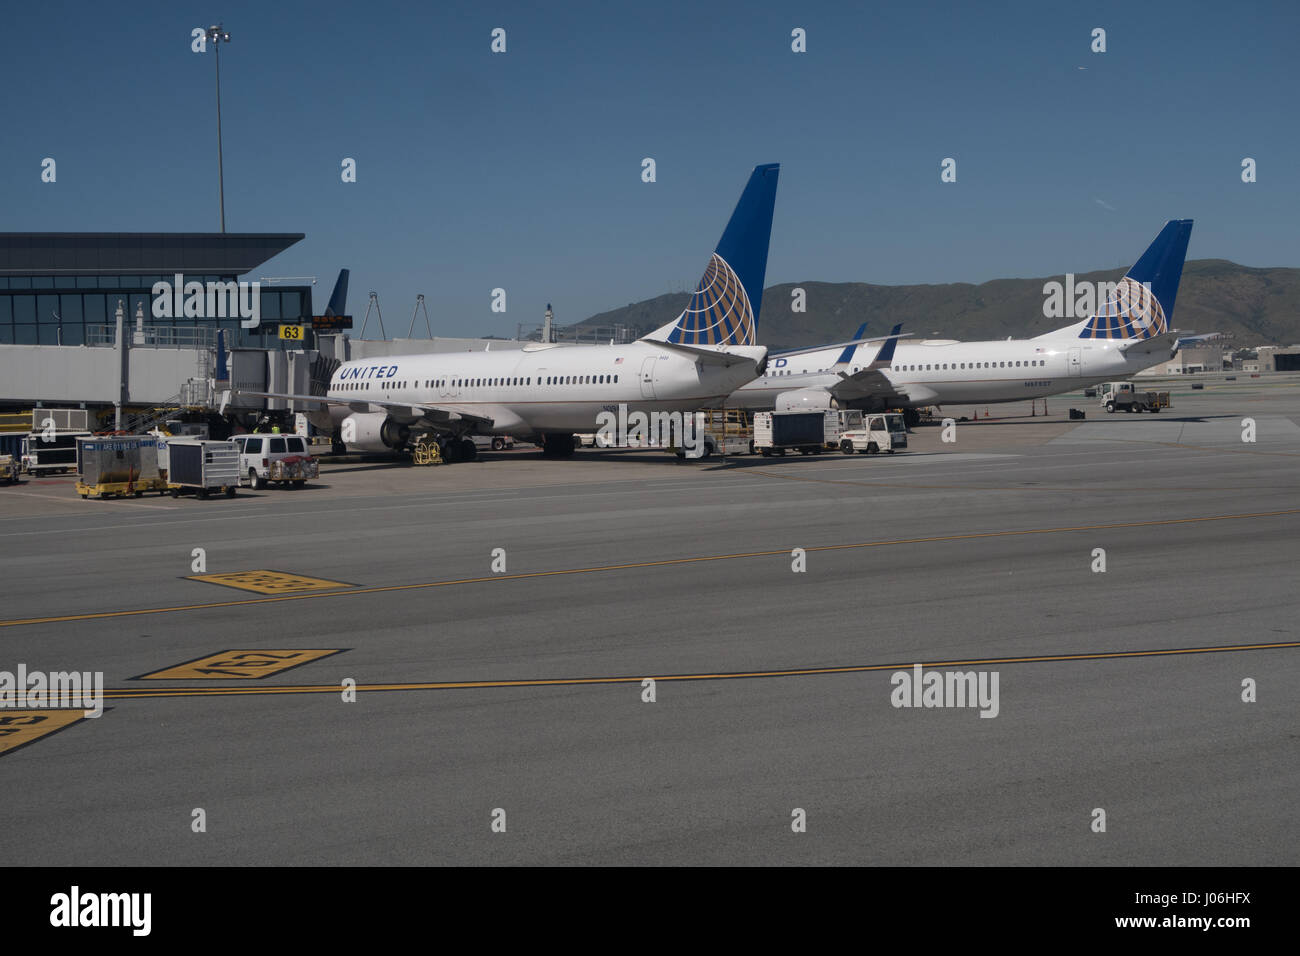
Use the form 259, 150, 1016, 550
572, 260, 1300, 349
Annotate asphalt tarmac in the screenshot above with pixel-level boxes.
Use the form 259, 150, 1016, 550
2, 379, 1297, 864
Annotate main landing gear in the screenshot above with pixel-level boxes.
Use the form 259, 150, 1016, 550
436, 437, 478, 463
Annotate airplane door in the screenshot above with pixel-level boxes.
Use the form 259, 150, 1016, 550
639, 356, 657, 399
1068, 348, 1082, 376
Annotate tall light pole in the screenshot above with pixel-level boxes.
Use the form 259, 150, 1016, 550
206, 24, 232, 232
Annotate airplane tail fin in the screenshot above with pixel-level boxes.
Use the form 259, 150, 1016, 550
1077, 220, 1193, 341
643, 163, 780, 348
325, 269, 350, 316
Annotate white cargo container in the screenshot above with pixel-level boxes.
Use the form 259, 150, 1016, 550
753, 410, 854, 456
162, 439, 240, 499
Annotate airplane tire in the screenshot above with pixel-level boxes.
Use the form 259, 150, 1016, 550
460, 439, 478, 461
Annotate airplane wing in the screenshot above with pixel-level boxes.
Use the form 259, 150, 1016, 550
1119, 330, 1219, 357
829, 367, 899, 400
826, 323, 905, 401
774, 331, 912, 359
645, 339, 762, 367
224, 389, 495, 428
825, 368, 940, 405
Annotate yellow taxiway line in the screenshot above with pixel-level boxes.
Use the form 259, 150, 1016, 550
101, 640, 1300, 700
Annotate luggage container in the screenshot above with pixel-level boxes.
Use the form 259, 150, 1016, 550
75, 435, 166, 499
25, 431, 91, 474
753, 410, 845, 456
163, 439, 240, 499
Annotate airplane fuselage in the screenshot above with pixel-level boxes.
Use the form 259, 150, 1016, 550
322, 341, 767, 437
732, 334, 1168, 410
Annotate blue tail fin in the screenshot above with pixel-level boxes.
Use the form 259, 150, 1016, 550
646, 163, 780, 347
326, 269, 349, 316
835, 323, 869, 364
875, 323, 903, 365
1079, 220, 1192, 341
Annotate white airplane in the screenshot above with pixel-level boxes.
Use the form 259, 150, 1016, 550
235, 164, 780, 459
730, 220, 1202, 425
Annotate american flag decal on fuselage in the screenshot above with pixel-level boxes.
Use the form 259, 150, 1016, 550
665, 253, 756, 347
1078, 276, 1167, 340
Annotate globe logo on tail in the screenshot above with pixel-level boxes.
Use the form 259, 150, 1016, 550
666, 254, 756, 347
1081, 276, 1167, 340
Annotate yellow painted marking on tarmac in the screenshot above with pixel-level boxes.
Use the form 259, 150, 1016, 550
0, 710, 91, 757
133, 648, 346, 680
187, 570, 355, 594
98, 641, 1300, 701
2, 508, 1299, 630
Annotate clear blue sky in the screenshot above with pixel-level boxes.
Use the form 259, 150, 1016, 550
3, 0, 1297, 337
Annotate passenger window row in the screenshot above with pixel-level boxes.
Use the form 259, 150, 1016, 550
893, 359, 1047, 372
334, 374, 621, 391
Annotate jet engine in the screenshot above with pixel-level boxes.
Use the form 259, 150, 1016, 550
340, 412, 410, 452
774, 388, 838, 412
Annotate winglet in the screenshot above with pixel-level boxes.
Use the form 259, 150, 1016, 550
873, 323, 903, 367
835, 324, 869, 365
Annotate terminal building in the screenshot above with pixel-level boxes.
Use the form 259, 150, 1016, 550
0, 232, 329, 427
0, 233, 311, 348
0, 231, 528, 433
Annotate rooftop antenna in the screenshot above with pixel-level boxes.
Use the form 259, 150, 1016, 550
407, 294, 432, 338
359, 291, 387, 340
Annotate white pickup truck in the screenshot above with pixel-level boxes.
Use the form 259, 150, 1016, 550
231, 434, 320, 489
